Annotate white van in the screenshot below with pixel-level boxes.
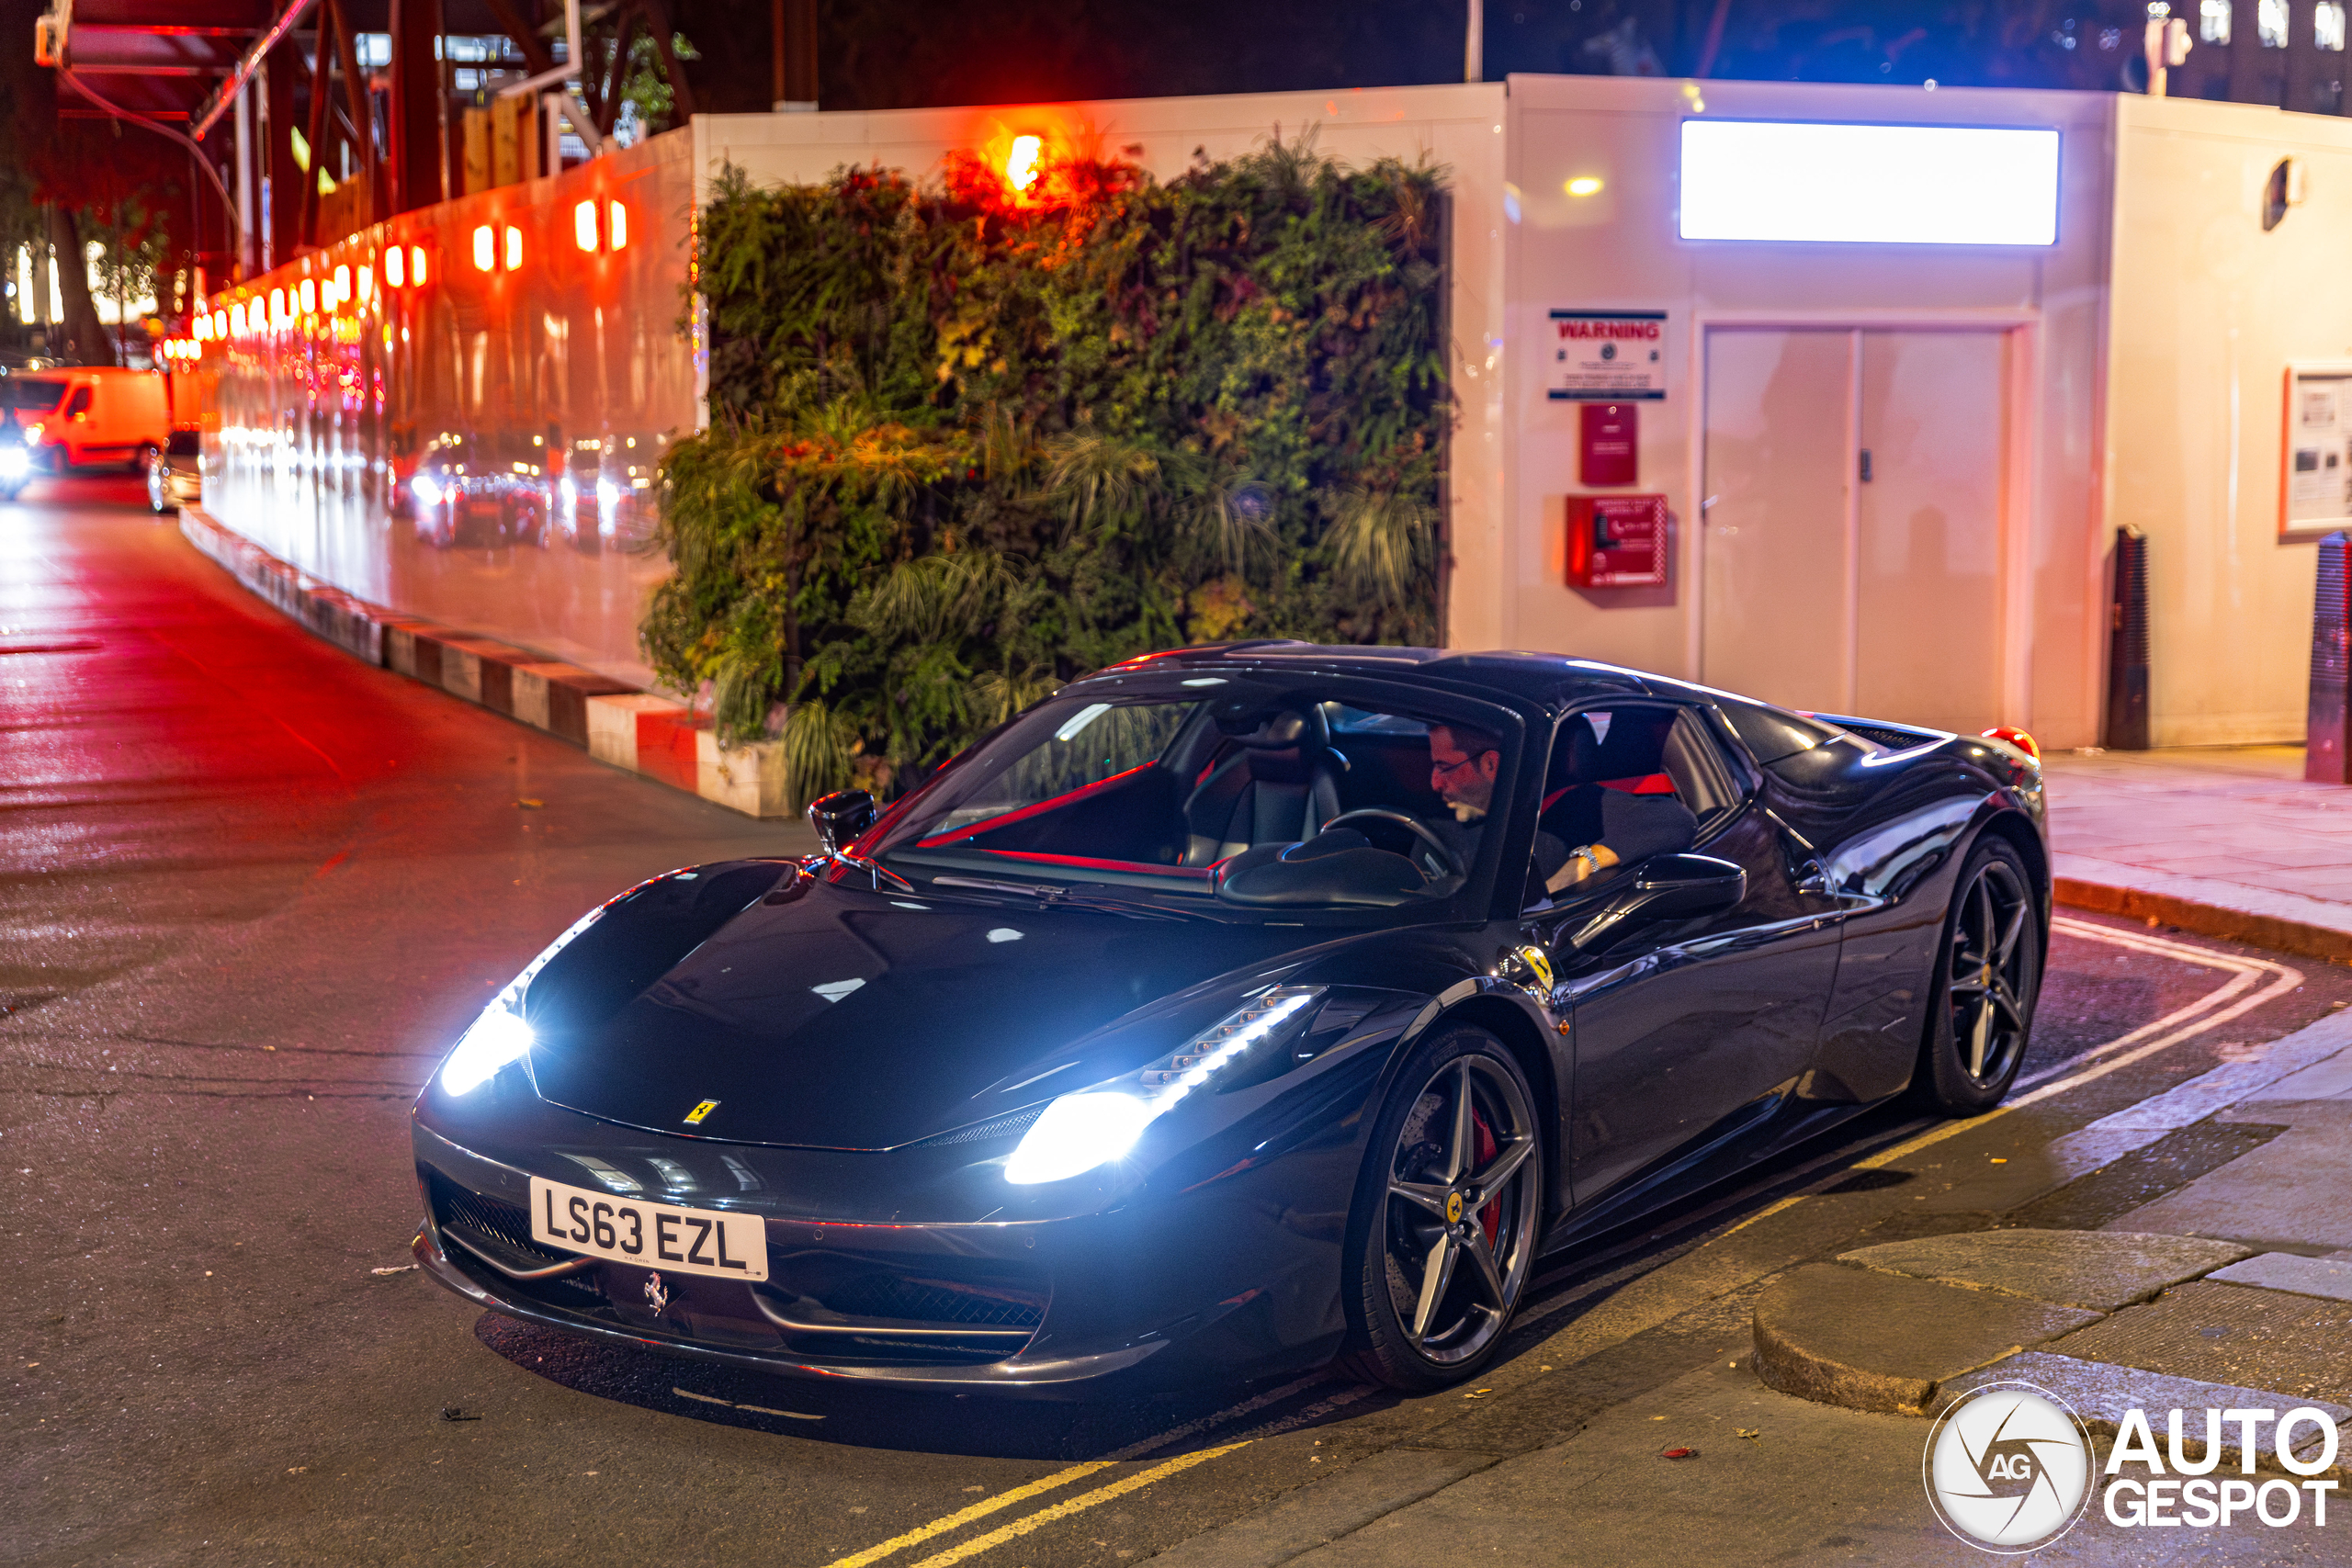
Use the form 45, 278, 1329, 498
2, 367, 172, 476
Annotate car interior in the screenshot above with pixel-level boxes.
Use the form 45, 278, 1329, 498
1538, 705, 1746, 852
886, 694, 1755, 910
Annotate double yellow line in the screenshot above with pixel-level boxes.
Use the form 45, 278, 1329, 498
822, 1442, 1250, 1568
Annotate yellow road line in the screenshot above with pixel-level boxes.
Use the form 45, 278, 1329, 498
1721, 921, 2301, 1238
819, 1462, 1113, 1568
901, 1442, 1251, 1568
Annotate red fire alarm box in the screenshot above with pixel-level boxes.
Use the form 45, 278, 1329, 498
1567, 494, 1668, 588
1580, 402, 1639, 487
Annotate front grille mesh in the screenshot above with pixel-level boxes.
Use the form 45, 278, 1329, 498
436, 1181, 570, 1268
825, 1274, 1044, 1328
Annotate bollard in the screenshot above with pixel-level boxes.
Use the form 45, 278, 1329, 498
2105, 525, 2150, 751
2310, 531, 2352, 784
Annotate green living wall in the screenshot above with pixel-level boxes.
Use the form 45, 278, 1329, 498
646, 134, 1449, 801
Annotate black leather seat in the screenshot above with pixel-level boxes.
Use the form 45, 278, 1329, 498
1181, 708, 1346, 865
1539, 710, 1679, 849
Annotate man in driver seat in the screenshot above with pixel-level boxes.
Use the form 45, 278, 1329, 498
1427, 723, 1697, 897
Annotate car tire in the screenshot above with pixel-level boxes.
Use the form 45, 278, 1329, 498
1912, 836, 2042, 1116
1339, 1025, 1544, 1393
130, 443, 158, 477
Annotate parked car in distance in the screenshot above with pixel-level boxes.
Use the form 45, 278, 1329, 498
4, 367, 170, 476
409, 433, 549, 549
148, 428, 203, 513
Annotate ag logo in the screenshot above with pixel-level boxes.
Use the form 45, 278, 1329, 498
1924, 1382, 2094, 1552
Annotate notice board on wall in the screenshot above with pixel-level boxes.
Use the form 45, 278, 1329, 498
2285, 362, 2352, 538
1547, 310, 1668, 401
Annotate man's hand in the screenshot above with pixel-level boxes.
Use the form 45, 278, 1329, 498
1544, 842, 1620, 895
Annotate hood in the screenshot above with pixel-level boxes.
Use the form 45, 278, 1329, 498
526, 880, 1309, 1149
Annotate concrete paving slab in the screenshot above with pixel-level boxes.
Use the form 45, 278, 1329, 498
1838, 1230, 2251, 1312
1937, 1351, 2352, 1478
2107, 1125, 2352, 1253
1751, 1264, 2103, 1416
2209, 1252, 2352, 1304
2046, 1281, 2352, 1405
1281, 1361, 2344, 1568
1142, 1448, 1502, 1568
2241, 1045, 2352, 1103
2018, 1020, 2352, 1211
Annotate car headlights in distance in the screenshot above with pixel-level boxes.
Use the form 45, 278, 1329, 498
1003, 987, 1322, 1185
436, 904, 607, 1096
0, 446, 27, 479
412, 474, 443, 509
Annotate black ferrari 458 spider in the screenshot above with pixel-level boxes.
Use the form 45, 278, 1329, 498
412, 643, 2048, 1395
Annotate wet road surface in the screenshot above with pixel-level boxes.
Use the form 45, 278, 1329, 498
7, 481, 2349, 1565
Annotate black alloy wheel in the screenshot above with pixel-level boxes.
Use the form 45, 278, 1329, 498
1916, 837, 2041, 1115
1342, 1027, 1543, 1391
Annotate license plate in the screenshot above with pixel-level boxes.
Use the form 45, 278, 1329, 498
526, 1176, 769, 1282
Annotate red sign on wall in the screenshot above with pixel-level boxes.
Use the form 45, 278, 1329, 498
1566, 494, 1668, 589
1579, 402, 1639, 487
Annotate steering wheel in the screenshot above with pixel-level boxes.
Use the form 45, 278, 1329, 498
1321, 808, 1465, 885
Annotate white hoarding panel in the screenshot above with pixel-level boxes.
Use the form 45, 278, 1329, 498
1679, 119, 2060, 246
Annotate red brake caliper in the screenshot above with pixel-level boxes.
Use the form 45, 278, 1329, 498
1472, 1111, 1501, 1246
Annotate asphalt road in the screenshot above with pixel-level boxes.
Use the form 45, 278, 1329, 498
8, 480, 2351, 1566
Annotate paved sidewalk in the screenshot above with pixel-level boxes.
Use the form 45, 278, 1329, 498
1159, 1011, 2352, 1566
2046, 745, 2352, 960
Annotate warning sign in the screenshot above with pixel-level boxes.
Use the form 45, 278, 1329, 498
1547, 310, 1668, 401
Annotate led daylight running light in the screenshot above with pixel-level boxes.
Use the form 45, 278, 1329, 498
1003, 987, 1321, 1185
436, 903, 608, 1095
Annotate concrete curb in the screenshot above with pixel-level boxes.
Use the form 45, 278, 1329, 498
1749, 1263, 2103, 1416
2054, 863, 2352, 964
177, 506, 795, 818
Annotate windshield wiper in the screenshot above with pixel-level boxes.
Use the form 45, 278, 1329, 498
928, 875, 1204, 921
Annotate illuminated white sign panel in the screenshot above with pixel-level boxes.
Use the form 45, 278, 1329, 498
1679, 120, 2061, 246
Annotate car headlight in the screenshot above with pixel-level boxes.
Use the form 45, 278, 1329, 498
1003, 987, 1321, 1185
0, 447, 25, 478
412, 474, 442, 508
23, 423, 41, 444
436, 905, 607, 1096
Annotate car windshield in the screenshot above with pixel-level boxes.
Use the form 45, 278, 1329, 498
165, 430, 201, 456
3, 377, 64, 412
871, 684, 1519, 915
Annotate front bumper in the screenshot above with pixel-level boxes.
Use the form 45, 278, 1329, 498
411, 1089, 1365, 1397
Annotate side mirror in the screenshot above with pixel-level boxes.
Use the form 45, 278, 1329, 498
806, 788, 877, 856
1561, 853, 1746, 950
1624, 853, 1747, 920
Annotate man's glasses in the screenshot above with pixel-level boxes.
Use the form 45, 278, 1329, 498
1430, 751, 1492, 784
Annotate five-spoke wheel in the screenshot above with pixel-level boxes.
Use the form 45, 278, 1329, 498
1917, 837, 2042, 1114
1343, 1028, 1542, 1390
